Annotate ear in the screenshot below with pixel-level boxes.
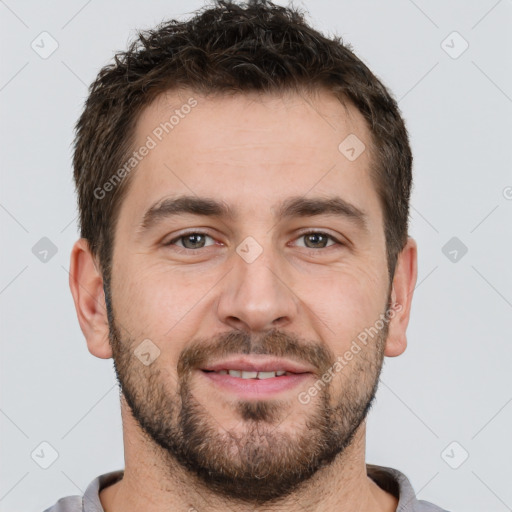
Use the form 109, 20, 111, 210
69, 238, 112, 359
384, 236, 418, 357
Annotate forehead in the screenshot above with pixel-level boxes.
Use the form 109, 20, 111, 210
118, 88, 381, 232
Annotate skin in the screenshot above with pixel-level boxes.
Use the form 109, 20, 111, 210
69, 88, 417, 512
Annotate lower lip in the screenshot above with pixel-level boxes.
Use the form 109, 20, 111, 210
199, 370, 313, 399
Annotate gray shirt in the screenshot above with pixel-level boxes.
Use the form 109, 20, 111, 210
43, 464, 450, 511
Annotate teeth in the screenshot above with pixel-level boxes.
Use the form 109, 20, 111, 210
240, 371, 258, 379
257, 371, 277, 379
213, 370, 291, 379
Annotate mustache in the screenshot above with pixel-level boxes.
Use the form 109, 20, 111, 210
177, 328, 334, 380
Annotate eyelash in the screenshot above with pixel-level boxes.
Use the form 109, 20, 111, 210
164, 230, 343, 252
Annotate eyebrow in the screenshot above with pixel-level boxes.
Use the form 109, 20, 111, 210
138, 194, 369, 235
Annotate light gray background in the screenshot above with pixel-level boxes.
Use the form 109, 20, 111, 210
1, 1, 511, 511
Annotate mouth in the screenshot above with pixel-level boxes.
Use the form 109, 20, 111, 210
199, 367, 313, 398
200, 355, 315, 375
201, 369, 299, 379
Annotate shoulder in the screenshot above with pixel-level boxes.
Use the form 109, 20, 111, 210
42, 495, 82, 512
366, 463, 451, 512
42, 469, 124, 512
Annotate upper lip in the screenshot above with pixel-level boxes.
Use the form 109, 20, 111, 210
200, 356, 315, 374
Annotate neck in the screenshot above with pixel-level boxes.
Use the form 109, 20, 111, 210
100, 402, 398, 512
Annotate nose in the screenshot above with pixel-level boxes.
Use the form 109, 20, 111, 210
216, 243, 298, 333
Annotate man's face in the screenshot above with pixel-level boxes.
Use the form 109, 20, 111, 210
106, 89, 393, 504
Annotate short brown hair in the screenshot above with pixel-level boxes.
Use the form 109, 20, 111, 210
73, 0, 412, 287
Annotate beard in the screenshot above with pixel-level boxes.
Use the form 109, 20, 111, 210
105, 282, 391, 506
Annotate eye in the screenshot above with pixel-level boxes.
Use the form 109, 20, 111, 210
164, 230, 342, 252
165, 231, 216, 250
293, 231, 341, 250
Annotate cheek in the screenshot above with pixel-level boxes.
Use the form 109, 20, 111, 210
309, 262, 387, 352
114, 262, 215, 339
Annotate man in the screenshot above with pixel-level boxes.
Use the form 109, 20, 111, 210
44, 0, 449, 510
